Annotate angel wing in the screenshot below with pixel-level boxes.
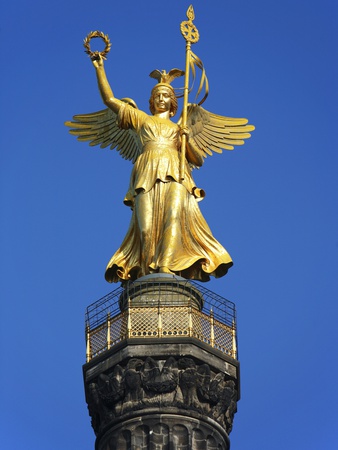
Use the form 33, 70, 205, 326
65, 99, 142, 163
178, 104, 255, 167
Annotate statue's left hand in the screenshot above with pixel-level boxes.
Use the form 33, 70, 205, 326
180, 125, 190, 141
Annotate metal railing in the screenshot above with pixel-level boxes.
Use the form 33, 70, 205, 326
85, 279, 237, 362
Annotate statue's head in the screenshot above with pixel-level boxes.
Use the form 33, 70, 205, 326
149, 84, 178, 117
148, 69, 184, 117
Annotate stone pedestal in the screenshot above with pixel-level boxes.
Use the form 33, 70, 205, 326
83, 276, 239, 449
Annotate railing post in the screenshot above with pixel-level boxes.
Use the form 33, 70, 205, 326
107, 312, 111, 350
210, 309, 215, 347
158, 302, 162, 338
232, 319, 237, 359
188, 302, 193, 337
127, 298, 132, 339
86, 324, 91, 363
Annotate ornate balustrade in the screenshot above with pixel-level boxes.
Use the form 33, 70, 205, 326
85, 276, 237, 362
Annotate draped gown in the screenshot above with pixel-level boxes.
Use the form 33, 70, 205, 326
104, 103, 233, 282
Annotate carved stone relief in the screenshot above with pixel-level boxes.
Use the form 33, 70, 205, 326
86, 356, 237, 436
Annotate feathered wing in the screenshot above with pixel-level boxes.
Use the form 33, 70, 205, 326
65, 99, 142, 163
178, 103, 255, 167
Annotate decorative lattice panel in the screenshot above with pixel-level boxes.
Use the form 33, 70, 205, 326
130, 307, 159, 337
161, 306, 190, 336
195, 313, 212, 345
213, 322, 234, 356
90, 323, 108, 358
109, 314, 126, 345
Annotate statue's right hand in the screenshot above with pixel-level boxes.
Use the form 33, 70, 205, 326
91, 53, 104, 69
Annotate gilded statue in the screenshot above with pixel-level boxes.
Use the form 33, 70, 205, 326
66, 6, 254, 283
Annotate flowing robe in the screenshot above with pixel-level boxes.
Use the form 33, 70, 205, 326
105, 104, 233, 282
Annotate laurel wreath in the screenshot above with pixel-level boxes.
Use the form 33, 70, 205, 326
83, 31, 112, 60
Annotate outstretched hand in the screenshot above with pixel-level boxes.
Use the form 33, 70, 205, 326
91, 53, 104, 69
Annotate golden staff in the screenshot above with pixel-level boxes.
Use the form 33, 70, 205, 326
180, 5, 200, 181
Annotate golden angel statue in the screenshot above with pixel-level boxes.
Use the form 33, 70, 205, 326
66, 17, 254, 284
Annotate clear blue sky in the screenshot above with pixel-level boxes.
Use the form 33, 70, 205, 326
1, 1, 337, 448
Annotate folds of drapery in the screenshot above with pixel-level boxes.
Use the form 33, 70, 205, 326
105, 181, 233, 283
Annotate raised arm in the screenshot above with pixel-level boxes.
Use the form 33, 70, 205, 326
92, 56, 123, 114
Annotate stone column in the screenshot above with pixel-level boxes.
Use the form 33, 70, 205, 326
83, 275, 239, 450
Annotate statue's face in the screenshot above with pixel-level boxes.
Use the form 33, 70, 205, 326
152, 87, 172, 114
